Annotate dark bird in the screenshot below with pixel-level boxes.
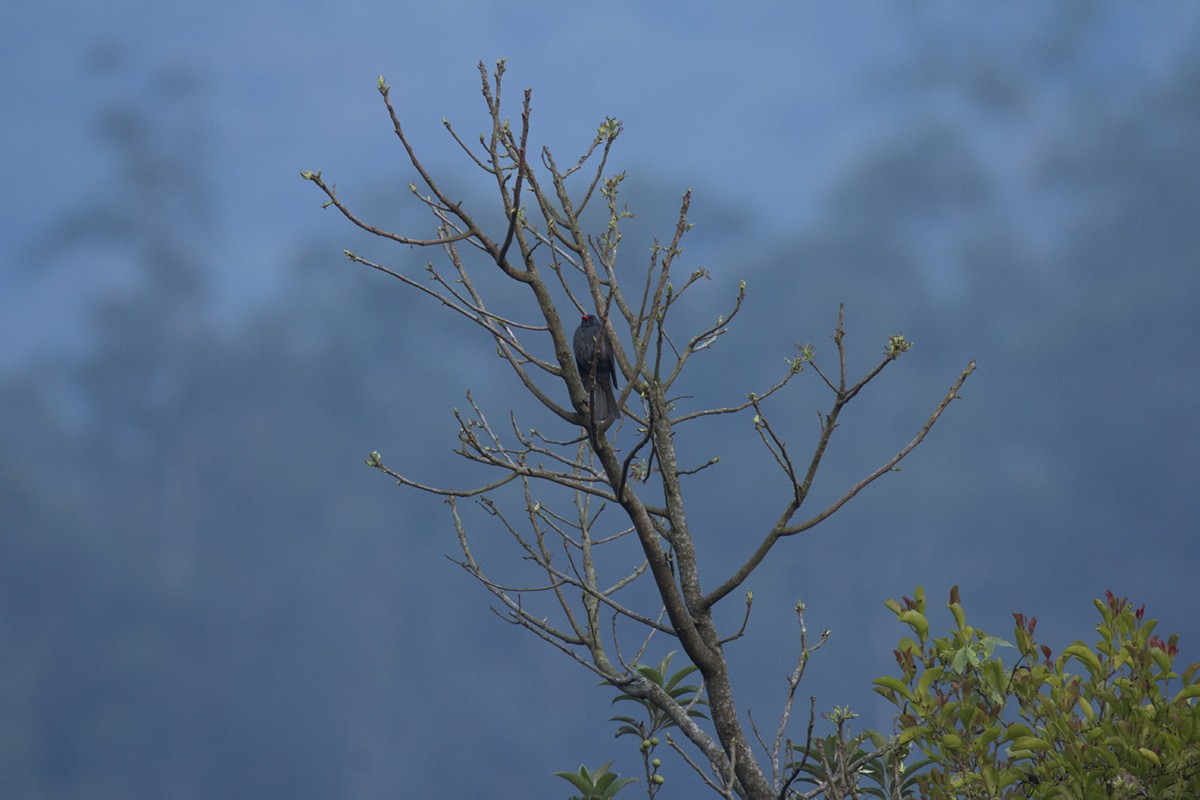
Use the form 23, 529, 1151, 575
572, 314, 619, 425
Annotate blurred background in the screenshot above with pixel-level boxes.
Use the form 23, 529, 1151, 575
3, 2, 1199, 797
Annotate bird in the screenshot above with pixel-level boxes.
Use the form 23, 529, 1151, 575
572, 314, 619, 425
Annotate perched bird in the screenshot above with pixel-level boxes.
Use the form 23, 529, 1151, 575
572, 314, 619, 425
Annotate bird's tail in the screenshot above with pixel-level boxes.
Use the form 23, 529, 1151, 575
592, 383, 620, 425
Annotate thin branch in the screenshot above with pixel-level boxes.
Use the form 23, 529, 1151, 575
616, 409, 655, 502
369, 455, 518, 497
780, 359, 977, 536
345, 252, 556, 388
750, 400, 800, 492
777, 697, 818, 800
677, 456, 720, 478
378, 72, 503, 264
441, 118, 494, 173
671, 366, 801, 424
795, 740, 901, 800
661, 278, 745, 391
703, 359, 977, 611
475, 489, 675, 635
718, 591, 754, 646
304, 172, 476, 247
496, 88, 531, 264
771, 607, 830, 787
668, 735, 737, 800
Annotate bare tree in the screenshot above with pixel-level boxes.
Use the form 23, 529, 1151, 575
303, 60, 975, 800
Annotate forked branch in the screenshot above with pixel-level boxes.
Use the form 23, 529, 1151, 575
309, 62, 975, 800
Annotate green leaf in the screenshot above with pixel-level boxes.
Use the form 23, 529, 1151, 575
916, 665, 943, 699
978, 636, 1013, 657
634, 663, 664, 685
981, 658, 1007, 697
977, 723, 1004, 749
898, 610, 930, 642
951, 647, 973, 673
1063, 643, 1103, 677
872, 676, 914, 703
948, 601, 966, 631
897, 724, 930, 745
1008, 736, 1049, 752
1175, 684, 1200, 702
663, 664, 699, 691
554, 761, 636, 800
554, 766, 595, 794
1002, 723, 1033, 742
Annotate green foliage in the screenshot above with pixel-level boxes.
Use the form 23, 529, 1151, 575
602, 652, 706, 796
885, 333, 913, 357
555, 761, 637, 800
609, 651, 708, 740
874, 586, 1200, 798
789, 721, 933, 799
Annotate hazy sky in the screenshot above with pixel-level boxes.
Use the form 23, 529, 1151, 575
7, 2, 1197, 346
4, 4, 1199, 797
